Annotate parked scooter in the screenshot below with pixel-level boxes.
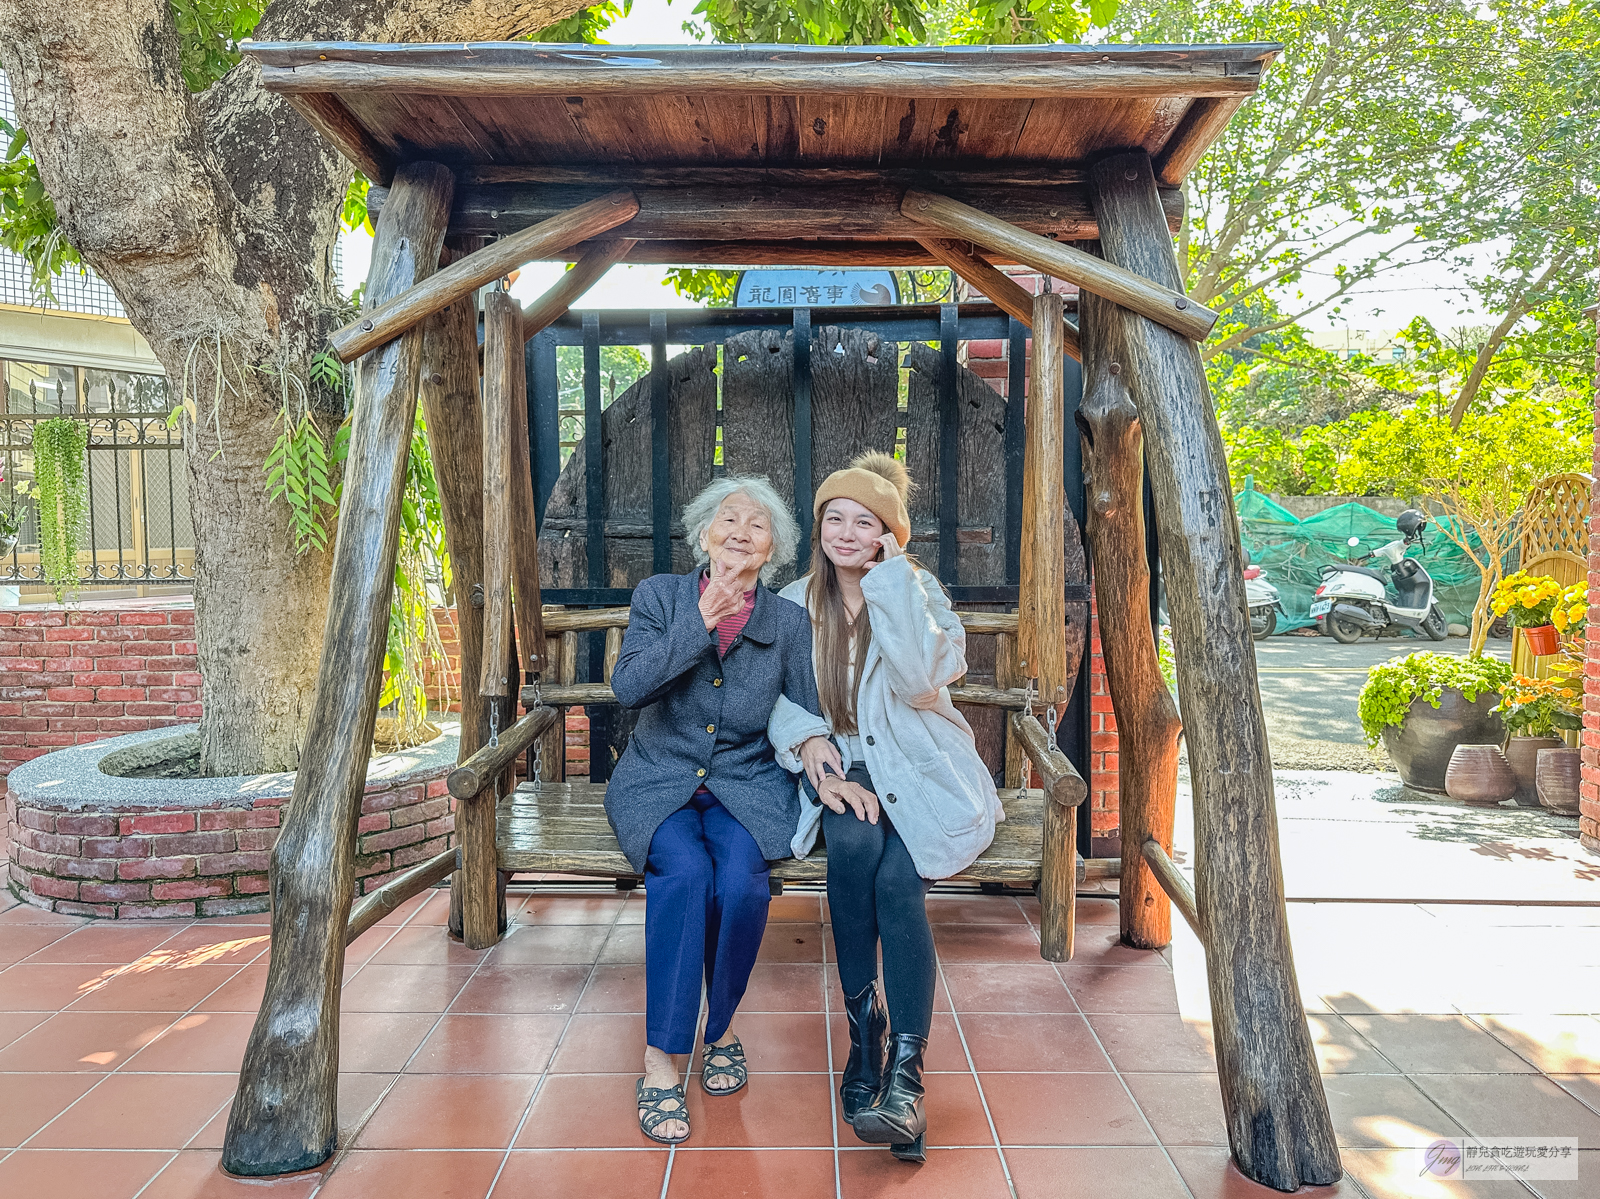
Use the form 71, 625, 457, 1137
1310, 509, 1448, 643
1243, 564, 1282, 640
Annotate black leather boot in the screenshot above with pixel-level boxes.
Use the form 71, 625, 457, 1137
839, 982, 889, 1120
851, 1032, 927, 1146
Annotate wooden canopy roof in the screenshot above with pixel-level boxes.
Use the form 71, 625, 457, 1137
250, 41, 1276, 267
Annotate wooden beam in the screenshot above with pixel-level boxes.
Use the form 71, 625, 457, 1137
1078, 275, 1184, 950
1087, 149, 1339, 1193
521, 681, 1033, 710
902, 189, 1218, 342
1018, 292, 1070, 716
346, 849, 459, 944
329, 190, 639, 362
521, 240, 636, 342
1140, 839, 1200, 938
479, 292, 519, 700
279, 93, 396, 185
223, 161, 454, 1179
1039, 781, 1078, 961
1010, 711, 1087, 808
1153, 96, 1248, 188
447, 707, 558, 799
916, 236, 1082, 362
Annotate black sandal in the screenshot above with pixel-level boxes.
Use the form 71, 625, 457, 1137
636, 1077, 691, 1144
701, 1037, 748, 1096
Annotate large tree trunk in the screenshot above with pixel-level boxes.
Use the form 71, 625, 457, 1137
0, 0, 587, 776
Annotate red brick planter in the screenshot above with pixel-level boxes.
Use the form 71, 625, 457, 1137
5, 723, 460, 919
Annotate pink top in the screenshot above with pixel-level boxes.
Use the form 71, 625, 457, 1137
699, 571, 758, 658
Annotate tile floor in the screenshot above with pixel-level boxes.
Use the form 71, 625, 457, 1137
2, 880, 1599, 1199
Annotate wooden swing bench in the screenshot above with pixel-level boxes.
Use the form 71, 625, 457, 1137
225, 40, 1342, 1194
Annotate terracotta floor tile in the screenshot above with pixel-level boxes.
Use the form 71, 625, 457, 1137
368, 925, 493, 966
0, 924, 75, 966
1006, 1146, 1190, 1199
314, 1149, 502, 1199
0, 962, 125, 1011
1411, 1073, 1600, 1147
145, 927, 270, 966
829, 1012, 969, 1073
1473, 1014, 1600, 1073
1341, 1014, 1538, 1074
0, 905, 85, 925
370, 892, 430, 927
0, 1011, 178, 1072
765, 894, 826, 923
574, 963, 646, 1014
1059, 964, 1181, 1015
982, 1071, 1153, 1145
1122, 1072, 1229, 1145
27, 1072, 236, 1149
0, 1010, 48, 1052
406, 1013, 567, 1074
1165, 1146, 1357, 1199
1339, 1147, 1532, 1198
1320, 1074, 1464, 1148
550, 1013, 649, 1073
339, 1012, 438, 1073
924, 895, 1031, 925
597, 924, 646, 964
665, 1148, 835, 1199
452, 964, 590, 1014
930, 923, 1046, 964
958, 1012, 1114, 1073
0, 1071, 100, 1146
0, 1149, 170, 1199
680, 1069, 834, 1147
837, 1069, 994, 1147
517, 894, 625, 925
190, 1073, 396, 1153
740, 964, 827, 1014
409, 890, 456, 925
137, 1150, 325, 1199
1310, 1014, 1400, 1075
1064, 927, 1172, 966
941, 963, 1075, 1014
68, 963, 243, 1013
340, 964, 476, 1013
825, 963, 952, 1014
193, 962, 268, 1013
1086, 1013, 1217, 1073
484, 923, 610, 965
494, 1148, 669, 1198
121, 1012, 255, 1073
758, 923, 827, 964
838, 1144, 1011, 1197
517, 1072, 670, 1149
354, 1072, 537, 1149
613, 894, 648, 924
729, 1012, 830, 1073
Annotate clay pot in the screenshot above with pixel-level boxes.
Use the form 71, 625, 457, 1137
1504, 736, 1565, 807
1523, 624, 1559, 656
1444, 744, 1517, 806
1535, 746, 1583, 815
1381, 689, 1507, 793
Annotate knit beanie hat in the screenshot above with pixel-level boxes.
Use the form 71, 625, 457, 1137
813, 451, 914, 548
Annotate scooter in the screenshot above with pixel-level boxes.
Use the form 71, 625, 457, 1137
1243, 564, 1281, 640
1310, 509, 1448, 644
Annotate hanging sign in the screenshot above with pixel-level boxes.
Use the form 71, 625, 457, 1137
733, 269, 900, 309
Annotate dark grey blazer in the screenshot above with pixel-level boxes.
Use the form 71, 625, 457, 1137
606, 568, 820, 872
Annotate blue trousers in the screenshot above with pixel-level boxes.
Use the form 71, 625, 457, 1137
644, 790, 771, 1054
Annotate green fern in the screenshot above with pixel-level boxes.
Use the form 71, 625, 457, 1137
264, 411, 336, 553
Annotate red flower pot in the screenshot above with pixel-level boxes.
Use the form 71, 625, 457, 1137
1523, 624, 1559, 656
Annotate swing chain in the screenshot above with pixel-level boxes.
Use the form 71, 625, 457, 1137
488, 703, 500, 750
1023, 677, 1037, 720
1045, 701, 1058, 744
531, 734, 543, 786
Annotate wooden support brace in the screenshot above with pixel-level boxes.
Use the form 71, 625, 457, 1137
223, 161, 453, 1178
346, 848, 460, 944
1086, 150, 1339, 1192
915, 236, 1082, 361
902, 189, 1218, 342
521, 239, 636, 341
329, 189, 639, 362
480, 292, 520, 699
1077, 278, 1184, 951
1140, 839, 1200, 939
447, 707, 558, 799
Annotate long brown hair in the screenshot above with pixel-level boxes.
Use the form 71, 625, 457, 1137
806, 520, 872, 735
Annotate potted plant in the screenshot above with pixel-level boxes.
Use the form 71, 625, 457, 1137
1491, 571, 1564, 656
0, 507, 18, 558
1494, 675, 1580, 806
1360, 651, 1512, 792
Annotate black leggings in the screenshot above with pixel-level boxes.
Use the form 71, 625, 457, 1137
822, 764, 936, 1039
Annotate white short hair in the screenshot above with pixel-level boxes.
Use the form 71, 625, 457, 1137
682, 475, 799, 585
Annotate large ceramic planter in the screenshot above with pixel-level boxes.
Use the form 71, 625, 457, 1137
1536, 746, 1583, 815
1380, 688, 1506, 793
1504, 735, 1565, 807
1445, 744, 1517, 806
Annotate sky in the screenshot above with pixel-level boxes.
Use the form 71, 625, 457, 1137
338, 0, 1488, 332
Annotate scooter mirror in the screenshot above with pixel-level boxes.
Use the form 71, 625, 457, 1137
1347, 536, 1361, 547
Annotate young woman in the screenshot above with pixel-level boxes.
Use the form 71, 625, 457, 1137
769, 451, 1003, 1163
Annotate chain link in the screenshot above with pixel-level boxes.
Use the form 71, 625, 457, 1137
1023, 677, 1037, 720
1045, 702, 1058, 745
488, 703, 500, 750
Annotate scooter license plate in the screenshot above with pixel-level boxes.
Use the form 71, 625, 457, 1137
1308, 600, 1332, 618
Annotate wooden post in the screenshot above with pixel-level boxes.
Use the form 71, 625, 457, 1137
480, 292, 520, 700
222, 161, 453, 1178
505, 337, 548, 681
1019, 293, 1069, 718
521, 239, 636, 341
534, 618, 566, 784
1078, 278, 1184, 951
1086, 150, 1339, 1192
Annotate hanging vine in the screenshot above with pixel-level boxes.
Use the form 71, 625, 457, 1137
32, 417, 89, 601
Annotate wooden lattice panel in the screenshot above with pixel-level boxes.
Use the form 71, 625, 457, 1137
1519, 472, 1593, 560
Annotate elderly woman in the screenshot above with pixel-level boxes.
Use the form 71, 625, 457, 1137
607, 475, 819, 1146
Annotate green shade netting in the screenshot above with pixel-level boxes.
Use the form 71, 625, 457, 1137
1234, 483, 1487, 632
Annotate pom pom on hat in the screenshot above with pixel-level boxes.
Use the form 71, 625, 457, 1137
813, 450, 914, 548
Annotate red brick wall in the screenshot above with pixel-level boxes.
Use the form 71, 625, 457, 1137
0, 603, 199, 781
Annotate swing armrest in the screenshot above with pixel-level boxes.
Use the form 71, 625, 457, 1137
1010, 711, 1087, 809
447, 706, 559, 799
